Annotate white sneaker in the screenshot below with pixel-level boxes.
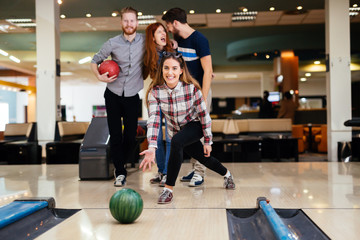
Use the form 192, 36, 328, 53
159, 175, 167, 187
114, 175, 126, 187
189, 173, 204, 187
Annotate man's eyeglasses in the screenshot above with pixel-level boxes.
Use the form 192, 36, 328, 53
162, 51, 182, 58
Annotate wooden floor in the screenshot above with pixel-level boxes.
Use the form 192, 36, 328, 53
1, 161, 360, 239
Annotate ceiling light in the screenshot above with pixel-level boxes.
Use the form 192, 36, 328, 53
138, 20, 156, 25
6, 19, 32, 23
297, 6, 303, 10
349, 7, 360, 17
353, 4, 358, 7
0, 49, 9, 56
137, 15, 155, 20
243, 8, 248, 12
163, 11, 167, 15
57, 0, 62, 4
265, 54, 270, 59
269, 7, 275, 11
112, 12, 117, 17
232, 11, 258, 22
60, 72, 73, 76
60, 14, 66, 19
138, 12, 143, 16
300, 77, 307, 82
86, 13, 91, 18
137, 15, 156, 25
6, 19, 36, 28
189, 10, 195, 14
9, 55, 20, 63
78, 56, 92, 64
216, 9, 221, 13
224, 74, 238, 79
305, 73, 311, 77
0, 25, 10, 33
314, 61, 321, 64
16, 23, 36, 28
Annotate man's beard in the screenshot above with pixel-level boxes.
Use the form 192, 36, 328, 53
171, 29, 180, 40
122, 26, 137, 35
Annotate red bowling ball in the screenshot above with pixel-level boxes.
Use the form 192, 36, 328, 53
98, 60, 120, 78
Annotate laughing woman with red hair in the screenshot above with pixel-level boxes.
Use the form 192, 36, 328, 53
143, 22, 175, 187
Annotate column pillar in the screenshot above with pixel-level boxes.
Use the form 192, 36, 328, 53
27, 76, 36, 123
325, 0, 352, 161
273, 50, 299, 94
35, 0, 61, 142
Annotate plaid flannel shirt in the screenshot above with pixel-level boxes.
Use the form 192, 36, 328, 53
147, 81, 212, 149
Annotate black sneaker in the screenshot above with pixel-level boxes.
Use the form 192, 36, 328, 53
114, 175, 126, 187
150, 172, 163, 184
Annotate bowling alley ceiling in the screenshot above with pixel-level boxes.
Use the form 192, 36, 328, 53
0, 0, 360, 84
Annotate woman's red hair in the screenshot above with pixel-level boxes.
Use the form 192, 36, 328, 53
143, 22, 174, 79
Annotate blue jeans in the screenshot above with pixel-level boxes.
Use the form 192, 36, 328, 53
156, 111, 171, 174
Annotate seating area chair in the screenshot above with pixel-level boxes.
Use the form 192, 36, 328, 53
314, 125, 327, 153
46, 121, 89, 164
292, 125, 306, 153
0, 122, 42, 164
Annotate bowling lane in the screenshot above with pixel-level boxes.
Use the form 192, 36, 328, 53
303, 209, 360, 240
36, 208, 229, 240
1, 162, 360, 239
1, 162, 360, 210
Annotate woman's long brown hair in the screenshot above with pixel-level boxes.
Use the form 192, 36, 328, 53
145, 53, 201, 108
143, 22, 174, 79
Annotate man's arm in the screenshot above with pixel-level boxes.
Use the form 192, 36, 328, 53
200, 55, 213, 104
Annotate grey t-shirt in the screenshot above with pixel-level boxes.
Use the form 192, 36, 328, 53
92, 33, 145, 97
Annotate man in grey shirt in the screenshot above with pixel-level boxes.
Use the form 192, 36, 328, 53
91, 7, 145, 187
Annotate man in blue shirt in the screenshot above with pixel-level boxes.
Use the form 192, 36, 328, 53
162, 8, 214, 187
91, 7, 145, 187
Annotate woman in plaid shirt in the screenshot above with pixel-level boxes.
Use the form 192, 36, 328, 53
140, 52, 235, 204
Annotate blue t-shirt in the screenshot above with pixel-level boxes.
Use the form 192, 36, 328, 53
176, 31, 211, 87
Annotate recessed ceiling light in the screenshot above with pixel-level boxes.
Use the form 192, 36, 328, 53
216, 9, 221, 13
61, 72, 73, 76
224, 74, 238, 79
57, 0, 62, 4
300, 77, 307, 82
9, 55, 20, 63
78, 56, 92, 64
305, 73, 311, 77
243, 8, 248, 12
138, 12, 143, 16
269, 7, 275, 11
0, 49, 9, 56
314, 60, 321, 64
297, 6, 303, 10
86, 13, 91, 18
189, 10, 195, 14
60, 14, 66, 19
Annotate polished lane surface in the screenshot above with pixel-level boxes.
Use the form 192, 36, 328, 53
0, 162, 359, 239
